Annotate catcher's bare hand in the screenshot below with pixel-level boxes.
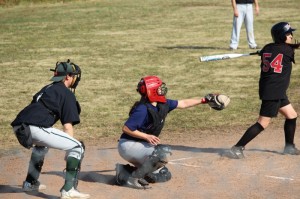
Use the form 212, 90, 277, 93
145, 134, 160, 145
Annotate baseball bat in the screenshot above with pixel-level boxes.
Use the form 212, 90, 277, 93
199, 51, 260, 62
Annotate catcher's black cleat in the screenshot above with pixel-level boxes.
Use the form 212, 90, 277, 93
283, 144, 300, 155
125, 177, 151, 189
228, 146, 245, 159
115, 163, 151, 189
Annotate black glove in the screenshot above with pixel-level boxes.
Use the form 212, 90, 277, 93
204, 93, 230, 111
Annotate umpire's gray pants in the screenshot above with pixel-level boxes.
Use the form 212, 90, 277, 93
13, 125, 84, 160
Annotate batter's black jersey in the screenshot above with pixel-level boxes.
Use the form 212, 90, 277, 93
11, 82, 80, 128
259, 43, 295, 100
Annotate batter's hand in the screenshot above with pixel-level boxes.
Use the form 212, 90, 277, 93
145, 134, 160, 145
288, 40, 300, 49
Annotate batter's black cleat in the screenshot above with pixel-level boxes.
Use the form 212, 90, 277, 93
228, 146, 245, 159
283, 144, 300, 155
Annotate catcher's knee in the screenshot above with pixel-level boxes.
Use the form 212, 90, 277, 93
147, 144, 172, 170
131, 144, 172, 179
152, 144, 172, 166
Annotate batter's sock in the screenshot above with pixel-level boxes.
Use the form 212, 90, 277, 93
62, 157, 80, 192
284, 118, 297, 145
236, 122, 264, 147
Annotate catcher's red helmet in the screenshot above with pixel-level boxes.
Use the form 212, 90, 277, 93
271, 22, 296, 44
137, 76, 167, 103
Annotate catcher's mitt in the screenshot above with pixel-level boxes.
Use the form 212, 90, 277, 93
204, 94, 230, 110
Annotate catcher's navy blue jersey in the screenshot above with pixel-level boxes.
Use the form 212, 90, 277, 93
11, 82, 80, 127
120, 99, 178, 140
259, 43, 295, 100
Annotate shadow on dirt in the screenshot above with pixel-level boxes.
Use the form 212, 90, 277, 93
0, 185, 59, 198
43, 170, 116, 185
170, 145, 226, 155
248, 148, 283, 155
170, 144, 284, 157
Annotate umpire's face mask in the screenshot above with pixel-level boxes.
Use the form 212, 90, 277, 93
70, 64, 81, 92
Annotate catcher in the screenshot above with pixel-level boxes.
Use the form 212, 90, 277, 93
229, 22, 300, 159
115, 75, 230, 189
11, 60, 90, 199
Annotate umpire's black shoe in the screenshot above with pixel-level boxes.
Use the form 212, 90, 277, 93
22, 180, 46, 192
283, 144, 300, 155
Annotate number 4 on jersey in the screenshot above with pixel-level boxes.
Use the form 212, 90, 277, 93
262, 53, 283, 73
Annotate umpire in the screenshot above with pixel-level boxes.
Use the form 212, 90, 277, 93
11, 60, 90, 199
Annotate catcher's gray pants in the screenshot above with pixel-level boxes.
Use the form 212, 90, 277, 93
118, 138, 155, 167
13, 125, 84, 160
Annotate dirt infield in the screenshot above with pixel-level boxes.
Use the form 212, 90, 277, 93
1, 127, 300, 199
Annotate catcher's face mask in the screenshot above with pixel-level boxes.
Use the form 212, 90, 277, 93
137, 76, 167, 103
157, 83, 168, 96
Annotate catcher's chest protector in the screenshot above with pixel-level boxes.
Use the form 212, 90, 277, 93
145, 103, 169, 137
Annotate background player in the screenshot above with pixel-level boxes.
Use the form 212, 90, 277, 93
115, 76, 228, 189
11, 60, 90, 199
229, 22, 300, 159
229, 0, 259, 50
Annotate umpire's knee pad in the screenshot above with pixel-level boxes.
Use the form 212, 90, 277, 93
66, 143, 84, 160
32, 146, 49, 156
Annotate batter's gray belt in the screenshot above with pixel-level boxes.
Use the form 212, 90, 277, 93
14, 124, 33, 149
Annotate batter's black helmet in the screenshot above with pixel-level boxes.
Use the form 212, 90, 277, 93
271, 22, 296, 44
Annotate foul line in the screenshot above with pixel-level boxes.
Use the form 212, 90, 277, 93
169, 156, 203, 168
168, 162, 202, 168
169, 156, 297, 181
265, 175, 294, 181
170, 157, 196, 162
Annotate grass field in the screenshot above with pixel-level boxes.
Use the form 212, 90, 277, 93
0, 0, 300, 148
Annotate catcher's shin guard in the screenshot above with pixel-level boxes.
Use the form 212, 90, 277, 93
131, 144, 172, 179
144, 166, 172, 183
